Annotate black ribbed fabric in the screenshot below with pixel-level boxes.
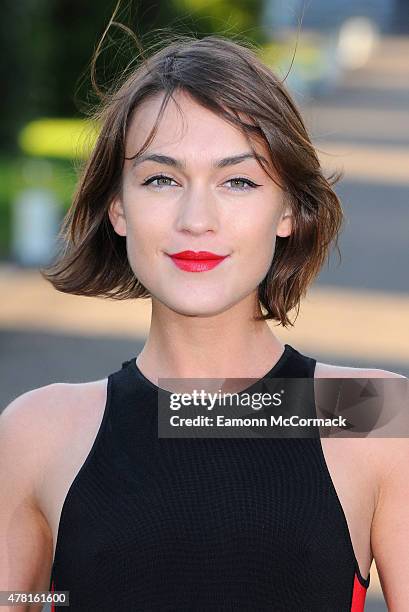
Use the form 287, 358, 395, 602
49, 343, 369, 611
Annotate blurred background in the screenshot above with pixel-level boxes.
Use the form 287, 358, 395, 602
1, 1, 408, 609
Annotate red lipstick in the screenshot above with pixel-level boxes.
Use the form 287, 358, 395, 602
167, 250, 229, 272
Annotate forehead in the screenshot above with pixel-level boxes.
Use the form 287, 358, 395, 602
125, 89, 269, 164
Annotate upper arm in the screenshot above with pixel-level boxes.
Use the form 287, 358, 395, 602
315, 363, 409, 606
0, 386, 56, 608
363, 367, 408, 609
371, 439, 409, 610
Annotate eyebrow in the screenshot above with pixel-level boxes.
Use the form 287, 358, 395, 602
131, 151, 268, 169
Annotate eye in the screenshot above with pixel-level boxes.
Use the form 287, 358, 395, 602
142, 174, 179, 188
141, 174, 261, 191
224, 177, 260, 191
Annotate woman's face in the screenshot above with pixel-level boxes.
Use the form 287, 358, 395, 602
109, 90, 293, 317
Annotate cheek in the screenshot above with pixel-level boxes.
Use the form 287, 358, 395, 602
121, 216, 161, 285
125, 206, 165, 258
236, 213, 277, 265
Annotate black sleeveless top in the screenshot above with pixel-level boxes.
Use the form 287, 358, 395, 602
49, 343, 370, 611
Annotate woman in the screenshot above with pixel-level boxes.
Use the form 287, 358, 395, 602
1, 34, 408, 611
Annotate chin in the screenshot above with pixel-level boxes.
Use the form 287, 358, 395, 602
162, 295, 235, 318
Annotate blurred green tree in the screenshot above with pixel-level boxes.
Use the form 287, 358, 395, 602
0, 0, 265, 155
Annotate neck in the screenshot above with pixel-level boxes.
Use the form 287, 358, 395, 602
135, 293, 285, 383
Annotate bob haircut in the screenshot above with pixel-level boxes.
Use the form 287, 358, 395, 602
41, 33, 344, 328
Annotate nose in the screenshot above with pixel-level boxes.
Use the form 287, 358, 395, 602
175, 185, 219, 235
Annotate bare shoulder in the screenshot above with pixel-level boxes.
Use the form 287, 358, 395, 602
314, 360, 409, 482
0, 379, 108, 504
315, 361, 407, 379
1, 379, 108, 435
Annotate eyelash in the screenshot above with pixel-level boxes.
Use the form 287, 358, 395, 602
141, 174, 261, 191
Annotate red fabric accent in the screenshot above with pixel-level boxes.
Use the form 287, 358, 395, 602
350, 573, 368, 611
51, 578, 55, 612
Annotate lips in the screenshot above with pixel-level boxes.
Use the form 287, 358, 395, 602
167, 250, 229, 272
170, 250, 227, 260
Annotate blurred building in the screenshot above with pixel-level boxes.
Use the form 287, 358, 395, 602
263, 0, 407, 34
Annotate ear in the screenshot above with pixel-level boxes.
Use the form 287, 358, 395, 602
108, 195, 127, 237
276, 202, 293, 238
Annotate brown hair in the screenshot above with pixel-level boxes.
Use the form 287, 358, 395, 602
40, 32, 344, 328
